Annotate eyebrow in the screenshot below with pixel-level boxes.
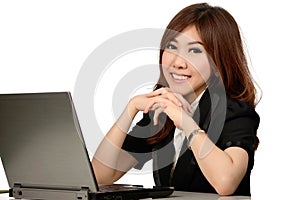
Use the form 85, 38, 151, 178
188, 41, 204, 45
170, 38, 204, 45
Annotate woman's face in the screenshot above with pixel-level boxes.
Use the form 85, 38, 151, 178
162, 25, 211, 103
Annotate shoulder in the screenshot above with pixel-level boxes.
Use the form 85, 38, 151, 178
215, 97, 260, 153
225, 96, 260, 126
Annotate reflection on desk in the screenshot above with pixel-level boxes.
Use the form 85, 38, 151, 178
0, 191, 250, 200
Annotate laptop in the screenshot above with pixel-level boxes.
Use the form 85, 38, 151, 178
0, 92, 173, 200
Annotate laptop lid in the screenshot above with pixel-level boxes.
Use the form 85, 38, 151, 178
0, 92, 98, 192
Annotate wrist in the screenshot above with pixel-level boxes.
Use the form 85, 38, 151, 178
115, 102, 138, 133
127, 99, 139, 118
187, 128, 205, 148
181, 116, 200, 137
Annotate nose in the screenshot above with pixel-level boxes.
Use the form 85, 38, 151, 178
172, 54, 187, 69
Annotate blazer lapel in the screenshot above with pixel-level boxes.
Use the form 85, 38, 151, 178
171, 89, 212, 188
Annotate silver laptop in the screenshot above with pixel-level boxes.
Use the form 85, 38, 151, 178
0, 92, 173, 200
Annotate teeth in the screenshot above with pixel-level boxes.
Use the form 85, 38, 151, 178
171, 73, 188, 80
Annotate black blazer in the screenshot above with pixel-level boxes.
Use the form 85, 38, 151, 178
122, 88, 260, 196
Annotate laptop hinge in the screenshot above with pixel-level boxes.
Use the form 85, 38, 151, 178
11, 184, 90, 200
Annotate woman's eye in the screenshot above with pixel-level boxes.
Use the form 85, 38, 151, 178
166, 44, 177, 50
189, 48, 202, 53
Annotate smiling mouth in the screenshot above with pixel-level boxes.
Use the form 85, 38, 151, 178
171, 73, 191, 81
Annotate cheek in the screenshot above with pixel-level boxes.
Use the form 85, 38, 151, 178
161, 52, 172, 76
191, 54, 212, 82
161, 66, 169, 79
161, 51, 171, 66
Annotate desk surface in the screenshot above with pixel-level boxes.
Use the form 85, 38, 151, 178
0, 191, 250, 200
158, 191, 250, 200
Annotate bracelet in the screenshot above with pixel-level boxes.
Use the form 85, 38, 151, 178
187, 128, 205, 148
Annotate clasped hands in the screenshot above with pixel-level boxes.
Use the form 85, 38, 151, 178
130, 87, 193, 130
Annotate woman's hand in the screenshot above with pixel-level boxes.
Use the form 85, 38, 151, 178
143, 88, 193, 129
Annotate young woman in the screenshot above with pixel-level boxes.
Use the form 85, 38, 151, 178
92, 3, 260, 196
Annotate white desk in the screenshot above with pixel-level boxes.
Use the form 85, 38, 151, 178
156, 191, 250, 199
0, 191, 250, 200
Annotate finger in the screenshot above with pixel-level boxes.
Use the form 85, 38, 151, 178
146, 87, 171, 97
163, 93, 183, 107
143, 99, 157, 113
153, 107, 164, 125
173, 93, 192, 113
144, 98, 166, 114
147, 90, 182, 107
159, 104, 184, 128
183, 103, 193, 114
150, 102, 167, 111
149, 103, 160, 111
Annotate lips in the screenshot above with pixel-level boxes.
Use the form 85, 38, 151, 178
171, 73, 191, 81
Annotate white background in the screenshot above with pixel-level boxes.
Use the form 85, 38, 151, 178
1, 0, 299, 199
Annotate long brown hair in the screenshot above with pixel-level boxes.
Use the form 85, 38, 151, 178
147, 3, 259, 146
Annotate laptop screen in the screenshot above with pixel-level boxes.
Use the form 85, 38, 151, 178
0, 92, 98, 192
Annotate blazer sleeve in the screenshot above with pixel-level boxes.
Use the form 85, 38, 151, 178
121, 113, 154, 170
216, 98, 260, 155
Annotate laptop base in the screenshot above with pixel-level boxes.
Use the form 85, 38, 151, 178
11, 184, 89, 200
10, 184, 174, 200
